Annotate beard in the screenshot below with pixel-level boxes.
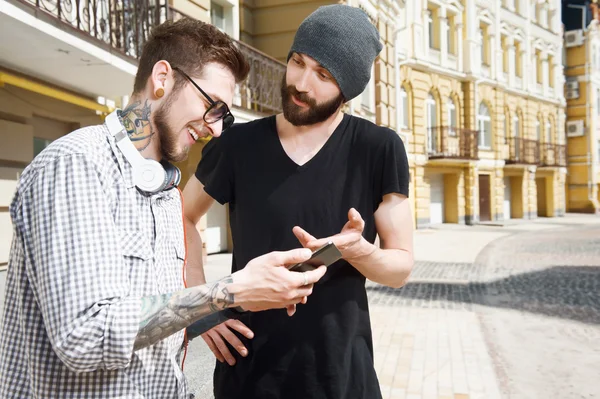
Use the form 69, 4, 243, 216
280, 76, 344, 126
153, 92, 189, 163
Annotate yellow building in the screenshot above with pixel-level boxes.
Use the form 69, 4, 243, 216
0, 0, 285, 274
0, 0, 571, 275
237, 0, 567, 227
563, 1, 600, 213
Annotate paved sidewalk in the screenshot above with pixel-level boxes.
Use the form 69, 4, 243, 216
193, 214, 600, 399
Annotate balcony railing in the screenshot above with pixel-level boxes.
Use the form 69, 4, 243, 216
427, 126, 479, 160
541, 143, 567, 167
505, 137, 540, 165
169, 7, 285, 114
235, 40, 285, 114
18, 0, 169, 59
20, 0, 285, 114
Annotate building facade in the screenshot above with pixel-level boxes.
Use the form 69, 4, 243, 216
563, 0, 600, 213
238, 0, 567, 228
0, 0, 285, 277
0, 0, 571, 276
396, 0, 566, 227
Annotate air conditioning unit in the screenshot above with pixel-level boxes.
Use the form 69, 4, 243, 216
566, 89, 580, 99
566, 81, 579, 90
565, 30, 584, 47
566, 120, 585, 137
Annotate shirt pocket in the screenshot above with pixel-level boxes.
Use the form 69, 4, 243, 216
119, 229, 155, 295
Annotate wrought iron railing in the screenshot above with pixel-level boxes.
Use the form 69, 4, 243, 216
235, 40, 285, 114
427, 126, 479, 160
541, 143, 567, 167
506, 137, 540, 165
169, 7, 285, 114
17, 0, 168, 59
20, 0, 285, 114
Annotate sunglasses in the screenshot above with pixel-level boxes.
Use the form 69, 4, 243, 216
173, 67, 235, 131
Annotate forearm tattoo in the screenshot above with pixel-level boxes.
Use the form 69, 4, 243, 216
134, 276, 234, 351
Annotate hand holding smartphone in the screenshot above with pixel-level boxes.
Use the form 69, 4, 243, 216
288, 242, 342, 273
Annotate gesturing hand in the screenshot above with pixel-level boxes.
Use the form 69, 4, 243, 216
292, 208, 371, 261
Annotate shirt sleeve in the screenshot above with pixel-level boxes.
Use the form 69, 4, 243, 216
195, 135, 234, 205
375, 130, 410, 201
16, 153, 141, 373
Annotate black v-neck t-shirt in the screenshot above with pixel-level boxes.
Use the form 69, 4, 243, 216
196, 114, 409, 399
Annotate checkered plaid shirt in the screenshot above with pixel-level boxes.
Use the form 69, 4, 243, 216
0, 121, 189, 398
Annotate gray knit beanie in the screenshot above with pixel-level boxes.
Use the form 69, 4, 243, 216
287, 5, 383, 101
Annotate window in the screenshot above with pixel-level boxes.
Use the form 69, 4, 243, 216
535, 118, 541, 141
399, 87, 409, 129
503, 112, 509, 144
540, 4, 548, 28
515, 41, 523, 78
428, 11, 435, 49
427, 93, 438, 152
211, 2, 225, 31
513, 113, 521, 154
535, 50, 543, 84
479, 27, 485, 65
502, 36, 509, 74
548, 55, 555, 88
33, 137, 53, 157
546, 120, 552, 143
596, 89, 600, 116
447, 15, 455, 55
361, 74, 373, 110
477, 102, 492, 148
447, 97, 457, 135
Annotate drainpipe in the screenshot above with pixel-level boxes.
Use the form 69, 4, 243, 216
568, 4, 596, 207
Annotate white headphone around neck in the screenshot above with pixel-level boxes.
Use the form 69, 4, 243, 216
105, 111, 181, 195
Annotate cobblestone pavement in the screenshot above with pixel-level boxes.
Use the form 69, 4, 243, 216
472, 225, 600, 399
185, 215, 600, 399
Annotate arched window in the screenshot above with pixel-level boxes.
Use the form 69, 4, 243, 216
535, 117, 542, 141
426, 93, 438, 152
513, 112, 522, 157
545, 119, 552, 143
399, 87, 409, 129
447, 97, 457, 135
477, 102, 492, 148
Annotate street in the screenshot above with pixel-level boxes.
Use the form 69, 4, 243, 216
184, 215, 600, 399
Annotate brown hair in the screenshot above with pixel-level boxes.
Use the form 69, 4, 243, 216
133, 18, 250, 94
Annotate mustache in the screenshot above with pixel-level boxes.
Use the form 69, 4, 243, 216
286, 86, 317, 107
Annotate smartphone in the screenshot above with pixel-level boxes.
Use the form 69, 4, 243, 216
288, 242, 342, 272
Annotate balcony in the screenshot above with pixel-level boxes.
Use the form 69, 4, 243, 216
169, 7, 284, 114
540, 143, 567, 167
0, 0, 285, 112
505, 137, 540, 165
427, 127, 479, 160
17, 0, 168, 59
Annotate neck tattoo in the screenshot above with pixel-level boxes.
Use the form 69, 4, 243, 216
120, 99, 156, 151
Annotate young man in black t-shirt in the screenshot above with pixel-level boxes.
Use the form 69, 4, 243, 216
183, 5, 414, 399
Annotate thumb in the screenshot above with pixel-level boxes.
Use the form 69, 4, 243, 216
265, 247, 312, 267
348, 208, 365, 230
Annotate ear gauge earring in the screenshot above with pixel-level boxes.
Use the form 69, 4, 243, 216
155, 88, 165, 98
